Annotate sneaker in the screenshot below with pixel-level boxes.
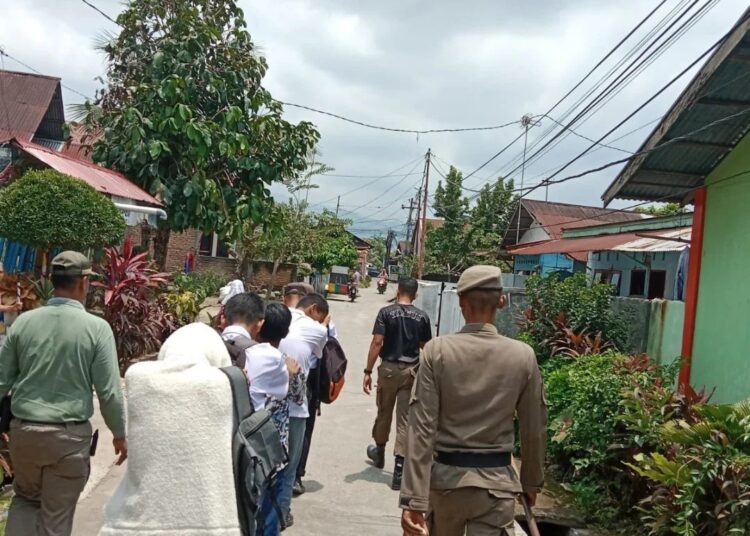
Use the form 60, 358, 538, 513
282, 512, 294, 531
367, 444, 386, 469
391, 456, 404, 491
292, 478, 306, 496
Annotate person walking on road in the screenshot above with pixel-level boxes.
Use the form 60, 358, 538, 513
364, 277, 432, 490
0, 251, 128, 536
399, 265, 548, 536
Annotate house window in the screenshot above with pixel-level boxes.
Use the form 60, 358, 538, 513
594, 269, 622, 293
648, 270, 667, 299
630, 270, 647, 296
199, 233, 213, 256
199, 233, 232, 258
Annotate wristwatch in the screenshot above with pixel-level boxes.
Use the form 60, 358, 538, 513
364, 368, 373, 375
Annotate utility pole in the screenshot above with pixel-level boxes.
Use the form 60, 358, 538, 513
335, 195, 341, 217
516, 115, 540, 245
411, 187, 422, 253
385, 229, 396, 268
402, 197, 416, 242
417, 148, 431, 279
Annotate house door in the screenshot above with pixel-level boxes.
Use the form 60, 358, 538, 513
648, 270, 667, 299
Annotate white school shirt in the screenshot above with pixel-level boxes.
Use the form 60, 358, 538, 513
244, 342, 289, 411
280, 308, 327, 418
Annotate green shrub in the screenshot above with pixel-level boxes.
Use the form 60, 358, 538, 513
172, 271, 227, 303
162, 291, 202, 326
546, 353, 675, 524
519, 273, 627, 362
0, 169, 126, 250
630, 402, 750, 536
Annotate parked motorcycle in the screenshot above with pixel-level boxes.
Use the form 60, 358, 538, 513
377, 278, 387, 294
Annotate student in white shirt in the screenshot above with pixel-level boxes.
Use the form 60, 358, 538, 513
276, 293, 329, 529
220, 293, 265, 368
251, 303, 299, 536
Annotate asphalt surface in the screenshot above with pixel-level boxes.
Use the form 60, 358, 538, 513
73, 284, 403, 535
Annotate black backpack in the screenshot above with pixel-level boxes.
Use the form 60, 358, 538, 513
318, 334, 348, 405
224, 334, 255, 369
221, 366, 287, 535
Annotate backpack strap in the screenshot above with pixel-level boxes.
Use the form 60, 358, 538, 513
221, 366, 254, 422
224, 335, 256, 369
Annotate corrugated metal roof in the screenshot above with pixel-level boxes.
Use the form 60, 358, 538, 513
509, 227, 691, 257
13, 139, 162, 207
613, 228, 691, 252
501, 199, 645, 250
0, 69, 61, 142
603, 10, 750, 204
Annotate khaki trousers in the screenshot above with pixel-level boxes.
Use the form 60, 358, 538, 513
372, 361, 417, 457
428, 487, 516, 536
6, 420, 92, 536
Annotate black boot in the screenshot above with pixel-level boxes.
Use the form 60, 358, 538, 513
392, 456, 404, 491
367, 444, 386, 469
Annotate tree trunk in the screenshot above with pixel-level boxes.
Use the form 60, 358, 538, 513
267, 258, 281, 299
153, 227, 172, 272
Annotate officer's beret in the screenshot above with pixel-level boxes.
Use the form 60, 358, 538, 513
284, 282, 315, 296
456, 265, 503, 295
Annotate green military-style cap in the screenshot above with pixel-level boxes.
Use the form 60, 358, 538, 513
456, 265, 503, 295
51, 251, 95, 277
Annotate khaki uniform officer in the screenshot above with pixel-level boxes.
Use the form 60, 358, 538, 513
399, 265, 548, 536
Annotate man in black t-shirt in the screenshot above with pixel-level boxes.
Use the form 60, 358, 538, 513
363, 277, 432, 490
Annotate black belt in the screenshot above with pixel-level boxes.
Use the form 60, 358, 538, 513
19, 419, 88, 426
435, 451, 511, 468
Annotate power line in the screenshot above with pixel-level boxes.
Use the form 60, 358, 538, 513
277, 101, 523, 135
495, 0, 718, 184
0, 48, 93, 101
80, 0, 118, 25
319, 172, 423, 179
479, 0, 679, 185
308, 155, 423, 208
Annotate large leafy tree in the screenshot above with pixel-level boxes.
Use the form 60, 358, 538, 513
238, 201, 356, 292
424, 170, 517, 275
470, 177, 517, 259
83, 0, 319, 267
425, 166, 471, 275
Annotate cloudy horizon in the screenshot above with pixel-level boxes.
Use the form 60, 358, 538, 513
1, 0, 746, 237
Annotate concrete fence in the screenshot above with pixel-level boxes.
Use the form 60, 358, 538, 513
416, 280, 684, 363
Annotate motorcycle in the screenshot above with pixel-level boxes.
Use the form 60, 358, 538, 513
348, 283, 358, 302
377, 278, 387, 294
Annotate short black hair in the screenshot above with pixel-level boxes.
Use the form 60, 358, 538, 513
398, 277, 418, 297
297, 293, 329, 315
224, 292, 265, 325
258, 302, 292, 343
51, 274, 81, 290
463, 289, 503, 311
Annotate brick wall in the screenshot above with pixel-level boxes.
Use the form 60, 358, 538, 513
165, 229, 199, 272
245, 261, 297, 291
197, 256, 238, 278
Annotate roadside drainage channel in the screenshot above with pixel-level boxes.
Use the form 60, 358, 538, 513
517, 521, 604, 536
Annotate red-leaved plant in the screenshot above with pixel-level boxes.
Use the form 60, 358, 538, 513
94, 240, 176, 373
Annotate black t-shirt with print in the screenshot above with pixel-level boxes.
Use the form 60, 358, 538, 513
372, 303, 432, 362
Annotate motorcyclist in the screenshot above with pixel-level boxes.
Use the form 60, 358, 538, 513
377, 269, 388, 293
350, 269, 362, 297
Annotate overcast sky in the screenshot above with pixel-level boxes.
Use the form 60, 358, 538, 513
1, 0, 747, 236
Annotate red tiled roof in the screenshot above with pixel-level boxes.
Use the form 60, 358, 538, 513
523, 199, 645, 239
0, 70, 60, 142
13, 138, 161, 207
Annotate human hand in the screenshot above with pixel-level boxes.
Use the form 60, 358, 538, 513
113, 437, 128, 465
401, 510, 428, 535
363, 373, 373, 395
285, 357, 300, 375
13, 302, 22, 311
524, 491, 538, 507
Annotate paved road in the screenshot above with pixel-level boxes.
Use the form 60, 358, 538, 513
73, 284, 403, 535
